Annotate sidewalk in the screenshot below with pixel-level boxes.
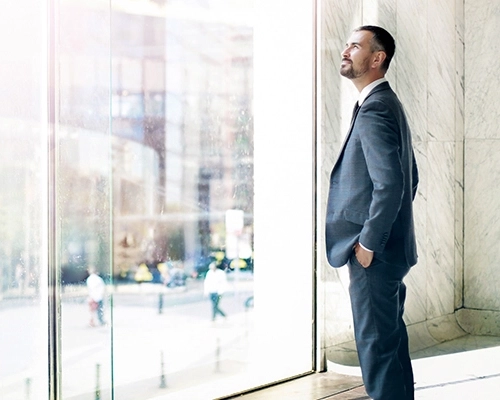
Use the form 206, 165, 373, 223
1, 276, 255, 400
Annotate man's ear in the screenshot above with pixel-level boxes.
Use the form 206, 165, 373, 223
372, 51, 387, 69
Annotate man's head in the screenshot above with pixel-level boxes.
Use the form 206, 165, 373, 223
355, 25, 395, 71
340, 25, 395, 88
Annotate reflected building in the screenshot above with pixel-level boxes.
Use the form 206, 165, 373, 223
56, 1, 253, 281
0, 123, 44, 293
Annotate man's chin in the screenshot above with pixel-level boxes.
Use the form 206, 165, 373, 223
340, 68, 354, 79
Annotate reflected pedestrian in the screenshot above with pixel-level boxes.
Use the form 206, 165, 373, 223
203, 262, 228, 321
15, 263, 25, 293
86, 266, 106, 327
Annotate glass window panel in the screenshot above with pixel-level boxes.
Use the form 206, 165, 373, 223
0, 0, 50, 399
57, 1, 113, 399
2, 0, 315, 399
252, 0, 315, 384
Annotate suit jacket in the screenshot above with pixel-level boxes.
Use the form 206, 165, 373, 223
325, 81, 419, 268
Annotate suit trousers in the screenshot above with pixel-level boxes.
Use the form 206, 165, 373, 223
347, 253, 414, 400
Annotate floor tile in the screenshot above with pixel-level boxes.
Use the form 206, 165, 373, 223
231, 335, 500, 400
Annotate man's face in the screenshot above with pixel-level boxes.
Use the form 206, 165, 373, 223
340, 30, 375, 80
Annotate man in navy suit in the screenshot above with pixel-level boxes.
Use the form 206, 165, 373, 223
325, 26, 419, 400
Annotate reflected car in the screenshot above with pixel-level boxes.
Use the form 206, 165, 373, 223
193, 253, 227, 278
194, 250, 253, 278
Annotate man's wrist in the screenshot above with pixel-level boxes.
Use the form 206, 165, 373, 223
359, 242, 373, 253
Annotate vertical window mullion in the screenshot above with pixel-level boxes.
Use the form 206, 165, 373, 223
47, 0, 61, 398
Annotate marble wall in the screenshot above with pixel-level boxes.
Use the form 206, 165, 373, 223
318, 0, 500, 366
461, 0, 500, 333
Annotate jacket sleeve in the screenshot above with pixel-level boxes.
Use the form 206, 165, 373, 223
356, 99, 405, 253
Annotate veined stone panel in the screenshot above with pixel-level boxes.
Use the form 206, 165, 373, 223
426, 141, 457, 318
465, 0, 500, 140
396, 0, 427, 144
405, 140, 427, 325
428, 0, 456, 142
463, 0, 500, 314
464, 140, 500, 310
454, 0, 465, 311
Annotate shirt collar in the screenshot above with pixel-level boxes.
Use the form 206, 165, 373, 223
358, 77, 387, 106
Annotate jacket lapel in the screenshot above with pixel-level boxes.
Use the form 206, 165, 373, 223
331, 82, 391, 172
331, 104, 361, 171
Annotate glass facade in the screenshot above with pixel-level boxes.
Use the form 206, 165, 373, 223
0, 1, 315, 399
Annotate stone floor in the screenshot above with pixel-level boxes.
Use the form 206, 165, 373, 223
229, 335, 500, 399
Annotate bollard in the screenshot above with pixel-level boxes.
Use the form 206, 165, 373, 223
159, 351, 167, 388
95, 363, 101, 400
215, 338, 221, 373
25, 377, 31, 400
158, 293, 163, 314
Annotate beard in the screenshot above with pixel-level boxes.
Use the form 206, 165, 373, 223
340, 58, 370, 79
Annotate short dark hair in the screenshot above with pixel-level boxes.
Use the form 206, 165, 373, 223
355, 25, 395, 71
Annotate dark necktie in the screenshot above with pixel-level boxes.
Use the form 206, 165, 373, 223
351, 101, 360, 123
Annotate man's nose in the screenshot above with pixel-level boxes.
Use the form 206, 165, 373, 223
341, 47, 349, 58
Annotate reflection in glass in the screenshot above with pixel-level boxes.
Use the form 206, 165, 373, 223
1, 0, 275, 398
110, 2, 255, 398
57, 0, 255, 399
0, 1, 49, 399
57, 1, 113, 399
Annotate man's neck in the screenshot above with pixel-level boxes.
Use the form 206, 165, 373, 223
352, 72, 385, 92
357, 77, 387, 105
